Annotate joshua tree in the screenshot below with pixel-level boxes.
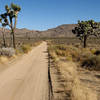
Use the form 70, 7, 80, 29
72, 20, 100, 48
0, 3, 21, 48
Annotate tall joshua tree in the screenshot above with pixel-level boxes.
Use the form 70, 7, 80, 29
72, 20, 100, 48
0, 3, 21, 48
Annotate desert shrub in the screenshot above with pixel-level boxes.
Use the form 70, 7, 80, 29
48, 44, 67, 57
90, 48, 97, 54
66, 55, 72, 61
74, 43, 81, 48
94, 50, 100, 55
81, 48, 91, 54
48, 50, 60, 62
16, 42, 41, 55
65, 46, 80, 61
81, 55, 100, 71
55, 49, 67, 56
0, 48, 15, 57
56, 45, 67, 50
21, 44, 32, 53
71, 52, 80, 62
15, 49, 22, 55
75, 48, 94, 62
32, 41, 42, 47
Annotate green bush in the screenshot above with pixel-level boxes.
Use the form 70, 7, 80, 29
81, 55, 100, 71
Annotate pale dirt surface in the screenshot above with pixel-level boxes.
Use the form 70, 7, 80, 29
78, 68, 100, 100
0, 42, 49, 100
50, 63, 68, 100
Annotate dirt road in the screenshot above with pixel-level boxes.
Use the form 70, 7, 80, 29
0, 42, 49, 100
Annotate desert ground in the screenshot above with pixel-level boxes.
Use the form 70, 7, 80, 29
0, 39, 99, 100
0, 42, 50, 100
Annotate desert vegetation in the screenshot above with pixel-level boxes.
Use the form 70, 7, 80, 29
48, 34, 100, 100
72, 20, 100, 48
0, 3, 42, 62
48, 39, 100, 70
0, 3, 21, 60
0, 1, 99, 100
47, 21, 100, 100
0, 3, 21, 48
0, 2, 100, 100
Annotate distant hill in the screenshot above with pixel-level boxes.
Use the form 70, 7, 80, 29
0, 24, 77, 38
40, 24, 76, 37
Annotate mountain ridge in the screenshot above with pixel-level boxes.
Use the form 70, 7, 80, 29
0, 24, 77, 38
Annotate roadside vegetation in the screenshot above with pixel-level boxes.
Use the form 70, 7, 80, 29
72, 20, 100, 48
0, 3, 100, 99
15, 41, 42, 55
0, 3, 42, 63
48, 34, 100, 100
48, 40, 100, 71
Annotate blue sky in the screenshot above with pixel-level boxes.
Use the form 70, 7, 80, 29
0, 0, 100, 30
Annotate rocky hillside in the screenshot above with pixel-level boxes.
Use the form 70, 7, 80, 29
0, 24, 76, 38
40, 24, 76, 37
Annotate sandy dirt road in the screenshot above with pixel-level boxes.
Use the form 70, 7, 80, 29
0, 42, 49, 100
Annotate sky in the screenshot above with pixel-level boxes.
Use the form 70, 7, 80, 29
0, 0, 100, 30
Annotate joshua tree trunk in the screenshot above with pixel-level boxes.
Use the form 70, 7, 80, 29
10, 16, 17, 49
2, 28, 6, 47
83, 35, 87, 48
10, 17, 13, 47
12, 16, 17, 49
11, 29, 16, 48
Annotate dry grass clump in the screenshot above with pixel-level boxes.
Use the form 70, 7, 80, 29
32, 41, 42, 47
82, 55, 100, 71
58, 61, 77, 81
55, 45, 67, 50
0, 56, 8, 63
55, 49, 67, 57
21, 44, 32, 53
50, 52, 59, 62
48, 44, 79, 61
57, 61, 97, 100
74, 43, 81, 48
49, 44, 81, 62
71, 78, 97, 100
66, 55, 73, 61
48, 45, 59, 62
16, 41, 42, 55
16, 44, 32, 54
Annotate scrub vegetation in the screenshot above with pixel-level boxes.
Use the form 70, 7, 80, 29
48, 37, 100, 100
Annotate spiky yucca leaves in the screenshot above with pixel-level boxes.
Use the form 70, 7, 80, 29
5, 5, 10, 13
11, 3, 21, 12
72, 20, 100, 48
